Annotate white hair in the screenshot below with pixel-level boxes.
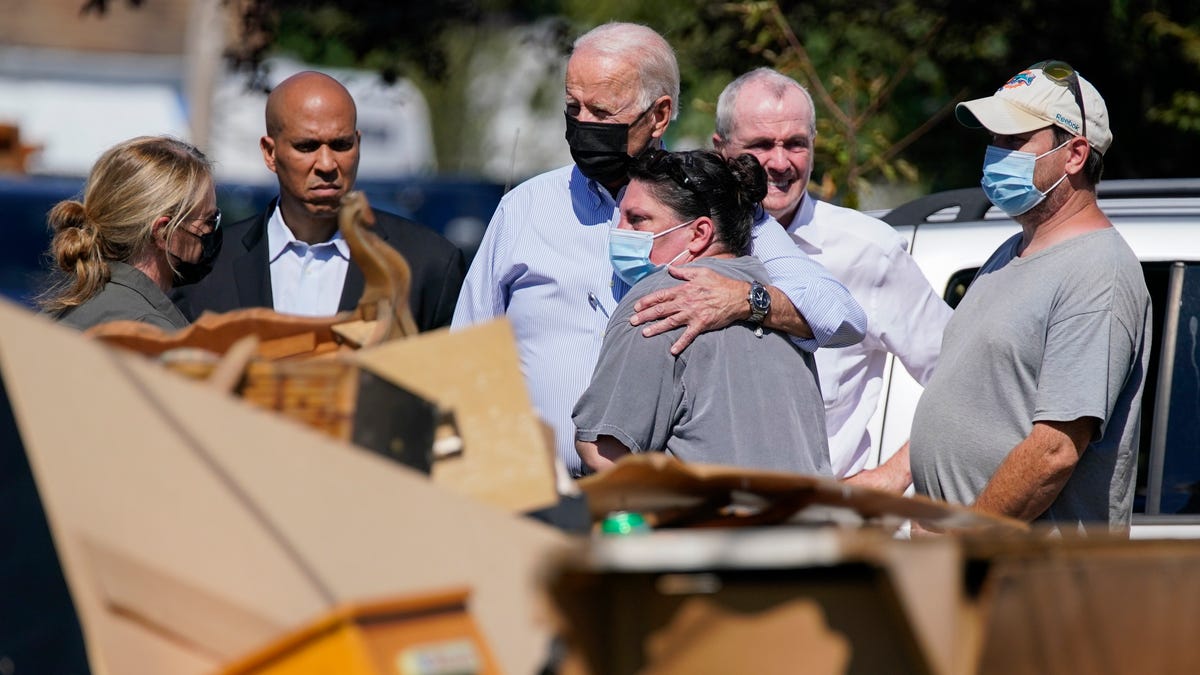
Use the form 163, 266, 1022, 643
715, 67, 816, 139
572, 22, 680, 120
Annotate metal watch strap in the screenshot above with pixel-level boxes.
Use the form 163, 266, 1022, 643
748, 280, 769, 324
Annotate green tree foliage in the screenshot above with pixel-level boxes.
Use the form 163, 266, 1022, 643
1144, 11, 1200, 133
558, 0, 757, 146
218, 0, 576, 172
229, 0, 483, 82
731, 0, 1200, 195
86, 0, 1200, 196
558, 0, 1010, 204
729, 1, 959, 206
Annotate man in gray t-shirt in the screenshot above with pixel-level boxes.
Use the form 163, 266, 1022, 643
911, 62, 1151, 532
574, 257, 830, 476
911, 230, 1150, 529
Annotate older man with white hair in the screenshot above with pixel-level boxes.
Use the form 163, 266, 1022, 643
713, 68, 952, 491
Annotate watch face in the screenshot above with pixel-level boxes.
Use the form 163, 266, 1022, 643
751, 283, 770, 310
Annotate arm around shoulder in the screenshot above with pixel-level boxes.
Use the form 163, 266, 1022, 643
748, 215, 866, 349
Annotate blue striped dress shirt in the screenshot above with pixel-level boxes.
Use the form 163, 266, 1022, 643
452, 164, 865, 477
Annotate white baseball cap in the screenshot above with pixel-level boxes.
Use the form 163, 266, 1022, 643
956, 61, 1112, 155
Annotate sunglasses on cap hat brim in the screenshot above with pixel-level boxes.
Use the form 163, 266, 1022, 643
1031, 59, 1087, 141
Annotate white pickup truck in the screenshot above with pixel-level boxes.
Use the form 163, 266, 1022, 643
870, 179, 1200, 537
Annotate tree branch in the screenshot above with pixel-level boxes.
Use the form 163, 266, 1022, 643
855, 15, 947, 126
862, 86, 968, 173
768, 2, 853, 129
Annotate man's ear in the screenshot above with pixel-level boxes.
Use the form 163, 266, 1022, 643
1065, 135, 1090, 176
648, 95, 673, 140
260, 135, 277, 173
712, 133, 726, 153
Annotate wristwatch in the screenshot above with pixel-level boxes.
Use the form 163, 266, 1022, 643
748, 280, 771, 324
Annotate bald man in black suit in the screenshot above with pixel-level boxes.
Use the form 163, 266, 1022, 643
174, 71, 464, 329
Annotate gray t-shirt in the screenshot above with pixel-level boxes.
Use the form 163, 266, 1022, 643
573, 256, 831, 476
911, 228, 1152, 530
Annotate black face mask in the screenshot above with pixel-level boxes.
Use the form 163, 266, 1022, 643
564, 111, 641, 187
171, 226, 222, 286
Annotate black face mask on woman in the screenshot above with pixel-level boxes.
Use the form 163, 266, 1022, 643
564, 106, 652, 186
171, 224, 223, 286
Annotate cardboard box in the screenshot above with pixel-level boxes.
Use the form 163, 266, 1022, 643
219, 588, 501, 675
0, 300, 570, 675
547, 528, 968, 675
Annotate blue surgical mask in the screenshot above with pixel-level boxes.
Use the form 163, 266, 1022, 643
608, 219, 695, 286
980, 140, 1070, 217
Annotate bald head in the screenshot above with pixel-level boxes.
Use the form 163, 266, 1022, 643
260, 70, 362, 243
265, 71, 357, 138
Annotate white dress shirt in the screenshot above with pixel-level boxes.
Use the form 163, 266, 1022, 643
266, 204, 351, 316
784, 195, 953, 477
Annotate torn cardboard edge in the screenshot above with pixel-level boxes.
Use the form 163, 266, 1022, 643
577, 453, 1026, 533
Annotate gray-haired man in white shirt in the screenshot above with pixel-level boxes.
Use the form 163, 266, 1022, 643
714, 68, 952, 492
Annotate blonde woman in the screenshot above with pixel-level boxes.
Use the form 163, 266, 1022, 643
38, 135, 221, 331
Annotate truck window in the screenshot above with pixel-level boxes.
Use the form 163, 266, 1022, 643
943, 268, 978, 309
1143, 262, 1200, 515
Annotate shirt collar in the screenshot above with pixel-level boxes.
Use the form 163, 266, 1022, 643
266, 202, 351, 262
573, 166, 623, 208
783, 192, 816, 233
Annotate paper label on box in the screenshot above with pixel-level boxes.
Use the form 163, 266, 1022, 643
396, 638, 481, 675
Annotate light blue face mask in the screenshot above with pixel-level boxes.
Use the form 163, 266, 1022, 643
608, 219, 695, 286
980, 140, 1070, 217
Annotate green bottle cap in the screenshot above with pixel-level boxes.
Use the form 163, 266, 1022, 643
600, 510, 650, 535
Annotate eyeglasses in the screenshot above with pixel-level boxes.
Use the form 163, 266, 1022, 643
1033, 60, 1086, 141
178, 209, 220, 239
200, 209, 221, 231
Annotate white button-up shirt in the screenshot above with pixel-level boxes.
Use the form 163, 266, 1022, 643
784, 195, 953, 477
266, 205, 351, 317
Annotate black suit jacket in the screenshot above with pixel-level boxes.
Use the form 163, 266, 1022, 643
173, 200, 466, 331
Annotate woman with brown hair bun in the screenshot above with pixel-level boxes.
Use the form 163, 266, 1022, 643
38, 135, 221, 331
573, 148, 831, 476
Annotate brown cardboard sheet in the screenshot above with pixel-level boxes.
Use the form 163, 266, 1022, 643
355, 319, 560, 513
965, 535, 1200, 675
0, 300, 569, 675
547, 528, 968, 675
577, 453, 1025, 533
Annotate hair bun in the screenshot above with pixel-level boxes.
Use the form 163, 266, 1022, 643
47, 200, 100, 272
728, 153, 768, 207
48, 200, 88, 233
